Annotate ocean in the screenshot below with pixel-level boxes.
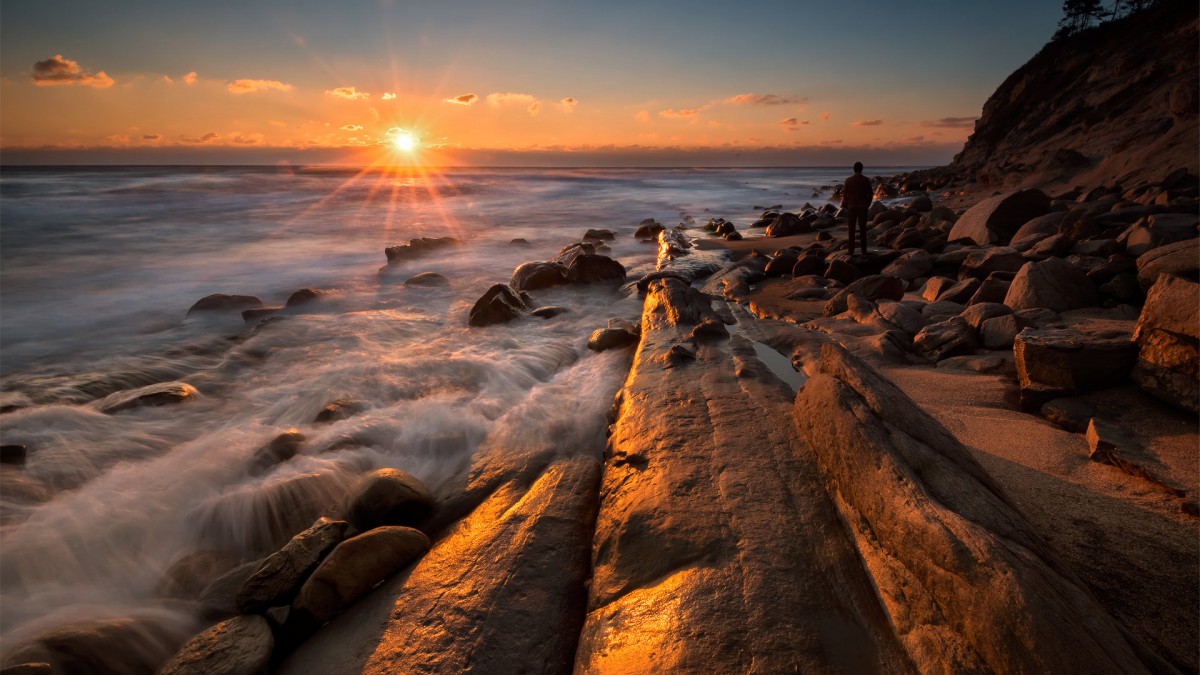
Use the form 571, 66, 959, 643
0, 165, 918, 652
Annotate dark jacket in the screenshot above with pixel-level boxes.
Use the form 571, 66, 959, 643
841, 173, 873, 208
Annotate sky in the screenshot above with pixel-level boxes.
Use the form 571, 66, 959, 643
0, 0, 1062, 166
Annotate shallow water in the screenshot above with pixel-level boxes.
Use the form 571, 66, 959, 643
0, 165, 916, 656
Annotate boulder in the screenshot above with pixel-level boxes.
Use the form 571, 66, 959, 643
157, 550, 241, 600
0, 444, 28, 466
342, 468, 435, 532
241, 307, 281, 322
583, 228, 616, 241
875, 300, 927, 337
1135, 238, 1200, 290
823, 275, 905, 317
2, 616, 190, 675
286, 288, 321, 306
921, 300, 966, 323
403, 272, 449, 287
1119, 214, 1199, 257
510, 262, 568, 291
958, 247, 1026, 280
913, 316, 979, 361
980, 315, 1021, 349
1013, 328, 1138, 409
384, 237, 459, 263
97, 382, 199, 414
1131, 275, 1199, 412
763, 249, 801, 277
314, 399, 365, 423
587, 327, 639, 352
967, 273, 1014, 305
823, 259, 862, 285
948, 189, 1051, 245
198, 560, 262, 620
765, 212, 810, 237
1029, 234, 1074, 256
906, 195, 933, 212
921, 276, 956, 302
566, 255, 626, 284
1011, 211, 1073, 242
1040, 397, 1096, 433
249, 431, 305, 474
159, 615, 274, 675
468, 284, 531, 327
292, 527, 431, 624
1004, 258, 1098, 312
187, 294, 263, 315
933, 278, 981, 304
960, 302, 1012, 331
634, 221, 665, 239
531, 306, 569, 319
236, 517, 348, 613
791, 251, 827, 277
881, 249, 933, 281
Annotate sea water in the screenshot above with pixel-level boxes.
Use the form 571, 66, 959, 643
0, 165, 915, 654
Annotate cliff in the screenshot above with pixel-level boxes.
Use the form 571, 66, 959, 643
926, 1, 1198, 193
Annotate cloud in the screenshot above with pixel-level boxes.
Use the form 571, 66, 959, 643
446, 93, 478, 105
658, 108, 701, 119
920, 116, 978, 128
559, 97, 578, 112
528, 102, 542, 115
228, 79, 293, 94
381, 92, 397, 100
852, 119, 884, 127
819, 112, 831, 121
778, 117, 810, 131
486, 92, 536, 106
183, 71, 198, 85
141, 133, 161, 141
161, 75, 173, 84
725, 93, 804, 106
635, 110, 650, 123
180, 132, 221, 144
230, 133, 263, 145
31, 54, 114, 88
341, 124, 363, 131
325, 86, 368, 100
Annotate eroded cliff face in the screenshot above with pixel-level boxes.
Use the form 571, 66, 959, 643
950, 2, 1198, 191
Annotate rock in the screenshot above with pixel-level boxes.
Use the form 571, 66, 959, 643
959, 247, 1026, 279
343, 468, 435, 533
765, 212, 810, 237
1005, 258, 1099, 312
157, 550, 240, 600
292, 527, 431, 624
791, 251, 827, 277
384, 237, 459, 263
1012, 212, 1073, 242
881, 249, 933, 281
508, 238, 531, 246
763, 249, 801, 277
634, 221, 665, 239
635, 271, 690, 295
906, 195, 933, 212
875, 300, 927, 337
889, 228, 926, 250
583, 228, 616, 241
1131, 275, 1199, 412
587, 327, 639, 352
793, 343, 1159, 674
1120, 214, 1199, 257
921, 276, 956, 301
936, 354, 1009, 373
980, 314, 1021, 349
236, 517, 348, 613
286, 288, 321, 307
530, 306, 569, 319
1040, 397, 1096, 432
823, 275, 905, 317
198, 560, 262, 620
948, 189, 1051, 245
314, 399, 365, 424
913, 316, 979, 361
403, 272, 449, 287
1072, 239, 1120, 258
241, 307, 281, 322
1135, 238, 1200, 290
159, 615, 273, 675
1099, 273, 1141, 304
1013, 328, 1138, 409
968, 274, 1014, 305
187, 294, 263, 315
97, 382, 199, 414
823, 259, 861, 285
689, 319, 730, 342
960, 302, 1012, 331
468, 284, 531, 327
0, 444, 27, 466
921, 300, 966, 323
929, 278, 981, 304
0, 664, 52, 675
566, 255, 626, 284
250, 431, 305, 474
510, 262, 568, 291
3, 616, 190, 675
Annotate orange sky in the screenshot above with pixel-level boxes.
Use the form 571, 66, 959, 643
0, 2, 1061, 165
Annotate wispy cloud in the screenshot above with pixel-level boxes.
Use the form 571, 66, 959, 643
486, 92, 535, 106
31, 54, 114, 88
778, 117, 810, 131
141, 133, 161, 141
230, 133, 263, 145
852, 119, 884, 127
180, 131, 221, 144
161, 75, 173, 85
725, 93, 804, 106
228, 79, 293, 94
559, 97, 578, 112
341, 124, 363, 131
920, 116, 977, 128
381, 92, 397, 101
658, 108, 702, 119
183, 71, 198, 85
446, 93, 478, 105
325, 86, 368, 100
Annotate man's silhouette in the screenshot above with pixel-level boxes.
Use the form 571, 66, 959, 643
841, 162, 873, 256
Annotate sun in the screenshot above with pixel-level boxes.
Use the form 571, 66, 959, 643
391, 132, 418, 153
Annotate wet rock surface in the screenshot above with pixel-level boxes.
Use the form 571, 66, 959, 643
236, 517, 348, 614
159, 615, 273, 675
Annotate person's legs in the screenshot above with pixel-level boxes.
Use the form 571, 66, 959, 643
847, 209, 857, 253
858, 213, 869, 255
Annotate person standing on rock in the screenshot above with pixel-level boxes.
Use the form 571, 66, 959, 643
841, 162, 873, 256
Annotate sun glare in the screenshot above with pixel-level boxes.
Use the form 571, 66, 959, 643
392, 133, 418, 153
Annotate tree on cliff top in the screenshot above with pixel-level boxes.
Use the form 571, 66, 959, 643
1055, 0, 1161, 40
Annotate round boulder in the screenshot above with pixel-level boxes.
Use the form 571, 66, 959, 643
510, 262, 568, 291
187, 294, 263, 315
159, 615, 274, 675
343, 468, 435, 532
